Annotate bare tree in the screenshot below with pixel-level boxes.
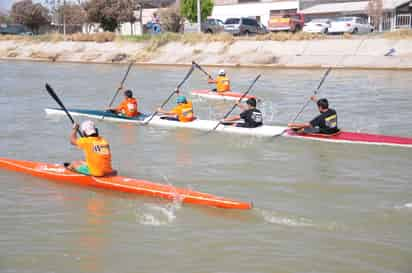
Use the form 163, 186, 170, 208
368, 0, 383, 31
159, 6, 182, 32
11, 0, 50, 33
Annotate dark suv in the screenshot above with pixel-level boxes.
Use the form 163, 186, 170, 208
223, 17, 261, 35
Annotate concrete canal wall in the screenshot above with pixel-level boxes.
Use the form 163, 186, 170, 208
1, 38, 411, 69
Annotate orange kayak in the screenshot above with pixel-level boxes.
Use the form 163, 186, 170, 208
0, 157, 252, 210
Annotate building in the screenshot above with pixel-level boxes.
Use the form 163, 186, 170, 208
211, 0, 299, 26
300, 0, 412, 30
211, 0, 411, 31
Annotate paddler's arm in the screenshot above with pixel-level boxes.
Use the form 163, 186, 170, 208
310, 95, 318, 103
70, 124, 80, 146
208, 76, 216, 84
236, 102, 247, 111
288, 122, 311, 129
223, 115, 241, 122
157, 108, 178, 117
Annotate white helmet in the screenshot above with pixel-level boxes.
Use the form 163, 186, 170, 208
80, 120, 97, 136
218, 69, 226, 76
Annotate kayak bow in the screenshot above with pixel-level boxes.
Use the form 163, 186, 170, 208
191, 90, 258, 102
0, 157, 252, 210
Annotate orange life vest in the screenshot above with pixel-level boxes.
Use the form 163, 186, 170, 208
116, 98, 138, 117
76, 136, 113, 176
216, 76, 231, 93
171, 102, 195, 122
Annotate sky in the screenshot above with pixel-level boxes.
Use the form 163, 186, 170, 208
0, 0, 13, 11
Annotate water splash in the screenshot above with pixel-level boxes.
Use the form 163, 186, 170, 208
136, 174, 182, 226
258, 209, 314, 227
137, 203, 179, 226
394, 202, 412, 209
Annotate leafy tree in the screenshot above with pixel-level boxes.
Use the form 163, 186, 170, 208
0, 14, 13, 24
84, 0, 137, 32
11, 0, 50, 33
180, 0, 213, 23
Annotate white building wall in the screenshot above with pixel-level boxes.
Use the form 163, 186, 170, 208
212, 1, 299, 27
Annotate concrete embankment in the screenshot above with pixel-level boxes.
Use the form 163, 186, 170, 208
1, 38, 411, 69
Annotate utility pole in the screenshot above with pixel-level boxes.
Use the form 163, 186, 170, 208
63, 0, 66, 36
197, 0, 201, 32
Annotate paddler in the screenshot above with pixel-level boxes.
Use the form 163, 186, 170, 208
157, 92, 195, 122
108, 89, 139, 117
223, 98, 263, 128
208, 69, 231, 93
67, 120, 115, 177
288, 96, 339, 134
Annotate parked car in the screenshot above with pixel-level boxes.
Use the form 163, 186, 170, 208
268, 13, 304, 32
201, 18, 225, 34
303, 19, 331, 34
328, 17, 374, 34
224, 17, 261, 35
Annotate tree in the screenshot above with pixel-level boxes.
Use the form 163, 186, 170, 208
368, 0, 383, 31
180, 0, 213, 23
11, 0, 50, 33
159, 6, 182, 32
57, 3, 87, 26
84, 0, 137, 32
0, 14, 13, 24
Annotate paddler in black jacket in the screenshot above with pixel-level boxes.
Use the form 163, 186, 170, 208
288, 96, 339, 134
223, 98, 263, 128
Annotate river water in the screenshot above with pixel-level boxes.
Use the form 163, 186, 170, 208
1, 60, 411, 273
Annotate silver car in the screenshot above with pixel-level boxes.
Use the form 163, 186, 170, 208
224, 17, 261, 35
201, 18, 225, 34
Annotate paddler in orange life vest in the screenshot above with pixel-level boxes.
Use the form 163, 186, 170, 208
108, 89, 139, 117
288, 96, 339, 135
66, 120, 115, 177
208, 69, 231, 93
157, 92, 195, 122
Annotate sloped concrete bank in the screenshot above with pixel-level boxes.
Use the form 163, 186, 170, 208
1, 39, 411, 70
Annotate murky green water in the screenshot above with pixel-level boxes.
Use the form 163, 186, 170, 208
1, 60, 411, 273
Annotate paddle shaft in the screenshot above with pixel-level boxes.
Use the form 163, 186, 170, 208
209, 74, 261, 132
273, 68, 332, 137
144, 64, 195, 124
45, 83, 83, 137
107, 62, 134, 109
192, 61, 212, 79
291, 67, 332, 123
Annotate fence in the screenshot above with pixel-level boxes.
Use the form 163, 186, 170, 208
396, 14, 411, 29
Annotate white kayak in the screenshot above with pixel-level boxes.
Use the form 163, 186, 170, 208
44, 108, 412, 148
191, 89, 258, 102
44, 107, 282, 137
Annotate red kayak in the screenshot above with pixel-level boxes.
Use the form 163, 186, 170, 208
0, 157, 252, 210
286, 129, 412, 147
191, 89, 258, 102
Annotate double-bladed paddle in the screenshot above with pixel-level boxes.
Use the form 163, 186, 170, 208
273, 67, 332, 137
207, 74, 261, 133
45, 83, 83, 137
291, 67, 332, 123
106, 61, 134, 110
144, 64, 195, 125
192, 61, 213, 79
